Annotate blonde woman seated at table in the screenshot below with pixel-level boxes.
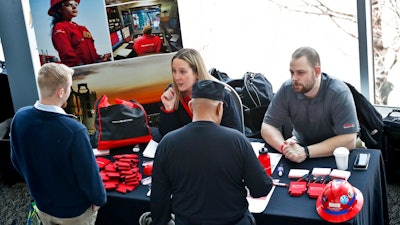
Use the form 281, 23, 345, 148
153, 48, 241, 142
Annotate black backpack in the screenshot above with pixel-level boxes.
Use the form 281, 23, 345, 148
345, 82, 384, 150
210, 69, 274, 138
209, 68, 232, 83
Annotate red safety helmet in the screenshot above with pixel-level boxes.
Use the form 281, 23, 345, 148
48, 0, 80, 16
316, 179, 364, 223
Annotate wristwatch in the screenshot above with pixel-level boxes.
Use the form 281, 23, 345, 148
304, 146, 310, 158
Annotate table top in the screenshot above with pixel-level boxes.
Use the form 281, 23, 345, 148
96, 147, 389, 225
259, 148, 388, 225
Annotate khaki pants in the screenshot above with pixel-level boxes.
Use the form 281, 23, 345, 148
37, 206, 98, 225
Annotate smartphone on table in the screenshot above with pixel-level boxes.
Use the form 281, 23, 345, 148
353, 152, 370, 170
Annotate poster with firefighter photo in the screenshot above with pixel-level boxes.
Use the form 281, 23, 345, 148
29, 0, 183, 133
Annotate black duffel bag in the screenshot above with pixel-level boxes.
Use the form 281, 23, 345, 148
227, 72, 274, 138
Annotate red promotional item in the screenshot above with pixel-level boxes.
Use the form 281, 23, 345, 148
118, 167, 132, 172
125, 182, 140, 187
118, 158, 140, 163
122, 184, 137, 192
124, 174, 138, 180
115, 162, 131, 168
131, 159, 140, 164
94, 95, 152, 150
308, 175, 331, 198
96, 157, 111, 169
103, 182, 117, 191
258, 147, 272, 176
125, 179, 138, 184
289, 174, 310, 196
143, 164, 153, 176
288, 181, 307, 196
113, 154, 139, 159
97, 153, 143, 194
104, 164, 117, 172
120, 170, 134, 175
116, 186, 127, 194
308, 183, 326, 198
316, 179, 364, 223
106, 172, 120, 178
99, 172, 110, 181
124, 175, 140, 182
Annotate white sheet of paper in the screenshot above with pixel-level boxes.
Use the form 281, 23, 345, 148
251, 142, 265, 155
288, 169, 310, 178
247, 186, 276, 213
142, 139, 158, 158
330, 169, 351, 180
93, 148, 109, 156
311, 167, 332, 177
247, 142, 282, 213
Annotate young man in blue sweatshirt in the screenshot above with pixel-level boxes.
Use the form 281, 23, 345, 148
10, 62, 106, 225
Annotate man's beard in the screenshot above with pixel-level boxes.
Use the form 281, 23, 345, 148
292, 74, 316, 94
293, 82, 312, 93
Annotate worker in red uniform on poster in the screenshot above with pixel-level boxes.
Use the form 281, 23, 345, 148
48, 0, 109, 67
133, 25, 163, 56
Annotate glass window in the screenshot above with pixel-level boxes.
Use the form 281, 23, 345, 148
0, 38, 5, 74
372, 0, 400, 106
179, 0, 359, 92
0, 38, 4, 62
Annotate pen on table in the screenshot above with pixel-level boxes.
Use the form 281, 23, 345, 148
273, 182, 288, 187
273, 179, 288, 187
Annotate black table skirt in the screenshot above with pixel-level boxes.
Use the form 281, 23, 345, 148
95, 148, 389, 225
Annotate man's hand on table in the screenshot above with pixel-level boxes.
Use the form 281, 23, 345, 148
282, 139, 307, 163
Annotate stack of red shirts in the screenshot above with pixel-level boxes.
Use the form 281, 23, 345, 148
96, 154, 142, 194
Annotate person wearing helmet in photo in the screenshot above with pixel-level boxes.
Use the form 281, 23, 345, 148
48, 0, 109, 67
261, 46, 360, 163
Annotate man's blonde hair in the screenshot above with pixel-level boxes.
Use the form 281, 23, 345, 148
37, 63, 74, 98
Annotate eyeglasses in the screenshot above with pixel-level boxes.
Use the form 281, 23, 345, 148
62, 1, 79, 8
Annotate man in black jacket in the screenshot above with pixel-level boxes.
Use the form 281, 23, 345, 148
151, 80, 273, 225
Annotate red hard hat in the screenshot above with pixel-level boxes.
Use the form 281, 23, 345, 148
48, 0, 81, 16
316, 179, 364, 223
